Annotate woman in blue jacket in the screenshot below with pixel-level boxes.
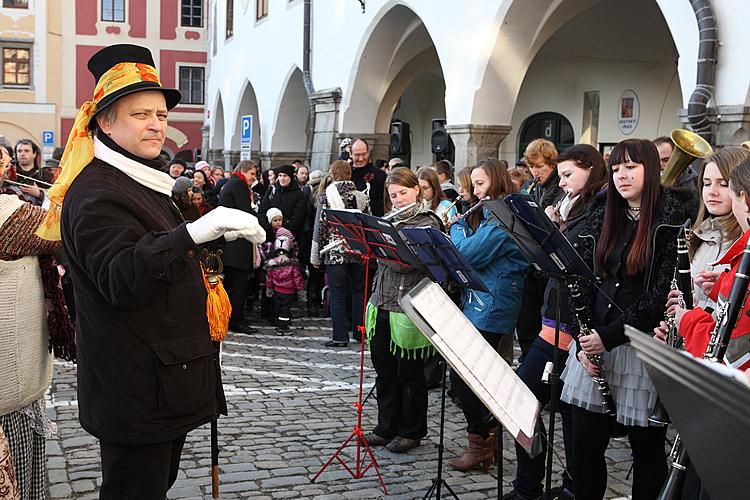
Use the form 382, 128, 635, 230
448, 159, 528, 472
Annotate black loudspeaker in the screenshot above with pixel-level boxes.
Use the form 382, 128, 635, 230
390, 120, 411, 156
431, 119, 454, 162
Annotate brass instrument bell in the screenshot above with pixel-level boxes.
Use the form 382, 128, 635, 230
661, 129, 713, 187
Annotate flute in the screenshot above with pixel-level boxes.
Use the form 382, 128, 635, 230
383, 202, 417, 221
456, 197, 489, 221
1, 178, 50, 193
15, 173, 54, 187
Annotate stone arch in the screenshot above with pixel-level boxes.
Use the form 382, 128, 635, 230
270, 66, 309, 153
211, 93, 225, 151
230, 79, 261, 155
0, 122, 36, 145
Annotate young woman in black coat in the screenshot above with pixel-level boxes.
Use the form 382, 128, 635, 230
259, 164, 307, 241
560, 139, 696, 500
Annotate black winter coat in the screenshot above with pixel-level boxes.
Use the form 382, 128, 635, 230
259, 181, 307, 239
219, 175, 257, 270
573, 188, 697, 350
529, 169, 562, 209
351, 163, 387, 216
61, 154, 225, 446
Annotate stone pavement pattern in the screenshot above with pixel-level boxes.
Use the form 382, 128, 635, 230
46, 310, 640, 499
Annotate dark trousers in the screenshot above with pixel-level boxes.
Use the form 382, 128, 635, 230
306, 264, 325, 313
326, 263, 365, 342
274, 291, 294, 328
99, 435, 186, 499
450, 330, 509, 437
513, 337, 574, 497
371, 309, 428, 440
517, 271, 548, 358
224, 266, 250, 327
571, 405, 667, 500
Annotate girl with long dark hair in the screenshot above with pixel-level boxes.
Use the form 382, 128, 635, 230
560, 139, 695, 499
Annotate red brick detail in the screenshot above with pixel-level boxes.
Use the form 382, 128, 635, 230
105, 25, 121, 34
129, 0, 147, 38
167, 120, 204, 152
76, 45, 104, 106
160, 0, 179, 40
76, 0, 97, 35
61, 118, 75, 147
185, 31, 201, 40
159, 50, 206, 89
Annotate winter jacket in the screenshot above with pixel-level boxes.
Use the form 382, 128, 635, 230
529, 169, 562, 209
351, 163, 387, 216
259, 181, 307, 239
265, 256, 304, 295
310, 181, 369, 266
681, 229, 750, 369
219, 174, 258, 271
61, 136, 225, 446
369, 210, 442, 312
573, 188, 697, 350
690, 214, 735, 309
450, 208, 528, 334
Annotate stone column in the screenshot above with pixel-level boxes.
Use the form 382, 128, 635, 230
223, 150, 240, 169
200, 125, 210, 161
680, 105, 750, 147
309, 88, 342, 172
446, 124, 512, 171
206, 148, 224, 164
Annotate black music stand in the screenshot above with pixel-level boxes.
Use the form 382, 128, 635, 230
310, 209, 421, 495
483, 195, 597, 500
625, 326, 750, 500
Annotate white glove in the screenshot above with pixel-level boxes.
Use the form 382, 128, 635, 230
186, 206, 266, 245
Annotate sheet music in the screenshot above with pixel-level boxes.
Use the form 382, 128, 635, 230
406, 281, 539, 439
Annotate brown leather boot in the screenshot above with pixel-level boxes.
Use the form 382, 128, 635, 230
448, 433, 493, 472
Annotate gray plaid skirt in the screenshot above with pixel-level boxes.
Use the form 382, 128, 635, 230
560, 341, 659, 427
0, 404, 50, 500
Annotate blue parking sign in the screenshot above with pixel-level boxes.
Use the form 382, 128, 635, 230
42, 131, 54, 146
240, 115, 253, 144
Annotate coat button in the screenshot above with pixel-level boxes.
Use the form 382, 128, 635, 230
182, 364, 187, 370
615, 282, 620, 288
573, 243, 578, 248
187, 250, 195, 257
607, 303, 612, 309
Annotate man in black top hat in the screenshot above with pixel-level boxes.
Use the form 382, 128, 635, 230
52, 44, 266, 499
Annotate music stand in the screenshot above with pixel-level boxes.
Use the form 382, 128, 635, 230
625, 326, 750, 500
310, 209, 421, 494
483, 195, 597, 500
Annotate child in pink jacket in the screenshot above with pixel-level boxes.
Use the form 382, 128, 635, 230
265, 227, 305, 333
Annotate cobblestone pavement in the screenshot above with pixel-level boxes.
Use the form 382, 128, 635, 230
46, 310, 642, 499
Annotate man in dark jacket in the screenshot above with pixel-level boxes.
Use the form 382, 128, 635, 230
350, 138, 387, 216
49, 44, 265, 499
220, 160, 260, 333
259, 163, 307, 242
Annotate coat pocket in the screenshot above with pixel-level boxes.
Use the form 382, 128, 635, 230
153, 336, 216, 419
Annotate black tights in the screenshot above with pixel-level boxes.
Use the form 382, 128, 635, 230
571, 405, 667, 500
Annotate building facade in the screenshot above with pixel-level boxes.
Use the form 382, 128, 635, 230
1, 0, 208, 161
205, 0, 750, 172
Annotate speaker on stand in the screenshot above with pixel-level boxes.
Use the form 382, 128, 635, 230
431, 119, 454, 164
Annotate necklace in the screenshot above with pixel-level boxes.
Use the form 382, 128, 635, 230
628, 206, 641, 212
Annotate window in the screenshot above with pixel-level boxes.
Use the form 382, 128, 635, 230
3, 0, 29, 8
256, 0, 268, 20
519, 112, 575, 155
179, 66, 204, 105
101, 0, 125, 22
3, 47, 31, 87
225, 0, 233, 39
181, 0, 203, 27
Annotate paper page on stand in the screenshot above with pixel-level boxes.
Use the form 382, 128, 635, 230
407, 281, 539, 439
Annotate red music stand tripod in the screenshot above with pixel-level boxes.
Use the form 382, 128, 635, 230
310, 211, 415, 495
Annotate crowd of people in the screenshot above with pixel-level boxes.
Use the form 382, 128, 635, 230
2, 41, 750, 500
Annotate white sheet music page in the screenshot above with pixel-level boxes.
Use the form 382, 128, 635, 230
408, 281, 539, 439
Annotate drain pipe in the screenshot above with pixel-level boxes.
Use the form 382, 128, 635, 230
302, 0, 316, 164
686, 0, 718, 142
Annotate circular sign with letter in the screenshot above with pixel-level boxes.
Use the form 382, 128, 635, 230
618, 89, 640, 135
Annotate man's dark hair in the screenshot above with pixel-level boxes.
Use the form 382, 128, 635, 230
375, 159, 386, 170
653, 136, 674, 148
169, 158, 187, 168
433, 160, 453, 180
52, 146, 65, 161
292, 159, 304, 166
15, 139, 40, 169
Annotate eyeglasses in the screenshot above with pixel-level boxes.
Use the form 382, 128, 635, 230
352, 153, 368, 158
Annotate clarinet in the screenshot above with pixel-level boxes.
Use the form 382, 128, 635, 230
659, 234, 750, 500
568, 281, 617, 417
650, 220, 693, 425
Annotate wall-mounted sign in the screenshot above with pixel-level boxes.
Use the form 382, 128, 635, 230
617, 89, 639, 135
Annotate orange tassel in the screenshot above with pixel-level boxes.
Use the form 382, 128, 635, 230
201, 267, 232, 341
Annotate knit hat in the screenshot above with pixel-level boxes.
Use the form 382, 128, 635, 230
266, 207, 283, 224
171, 176, 192, 195
195, 160, 211, 172
274, 227, 295, 255
275, 164, 295, 178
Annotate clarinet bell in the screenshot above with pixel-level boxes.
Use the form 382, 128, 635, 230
648, 398, 671, 426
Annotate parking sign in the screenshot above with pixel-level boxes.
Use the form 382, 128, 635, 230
42, 131, 54, 146
240, 115, 253, 144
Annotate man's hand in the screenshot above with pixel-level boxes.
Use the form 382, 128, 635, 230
578, 350, 600, 377
580, 331, 605, 356
186, 206, 265, 245
20, 184, 42, 199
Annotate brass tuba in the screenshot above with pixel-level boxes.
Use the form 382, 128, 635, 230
661, 129, 713, 187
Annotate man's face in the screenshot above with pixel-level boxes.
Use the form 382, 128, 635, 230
351, 141, 369, 168
245, 167, 257, 185
655, 142, 674, 171
98, 91, 168, 159
15, 143, 36, 169
296, 166, 309, 185
169, 163, 185, 178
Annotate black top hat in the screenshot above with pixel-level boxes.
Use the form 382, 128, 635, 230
88, 44, 182, 119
